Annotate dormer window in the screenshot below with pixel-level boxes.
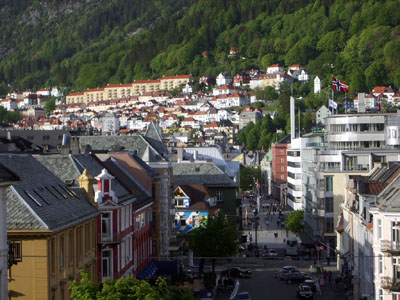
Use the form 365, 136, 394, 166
176, 199, 185, 207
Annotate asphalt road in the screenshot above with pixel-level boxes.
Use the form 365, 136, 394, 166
215, 197, 349, 300
216, 259, 348, 300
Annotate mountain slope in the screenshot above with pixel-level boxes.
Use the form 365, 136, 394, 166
0, 0, 399, 96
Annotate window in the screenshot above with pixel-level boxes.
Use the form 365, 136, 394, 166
101, 213, 112, 241
325, 218, 334, 233
378, 254, 383, 274
85, 223, 90, 253
176, 198, 185, 207
43, 135, 50, 140
325, 176, 333, 192
135, 215, 140, 230
60, 282, 65, 300
280, 166, 285, 171
280, 149, 284, 155
60, 235, 64, 269
377, 219, 382, 240
325, 197, 334, 213
76, 226, 82, 264
51, 238, 56, 274
102, 249, 112, 280
68, 230, 74, 265
216, 190, 223, 202
280, 174, 284, 180
280, 158, 284, 163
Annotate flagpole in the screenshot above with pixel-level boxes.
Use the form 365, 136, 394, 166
331, 64, 335, 115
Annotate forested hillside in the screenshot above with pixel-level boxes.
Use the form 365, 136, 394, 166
0, 0, 399, 97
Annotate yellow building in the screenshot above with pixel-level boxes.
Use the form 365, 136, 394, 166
160, 75, 192, 91
104, 83, 133, 100
5, 155, 98, 300
65, 75, 192, 104
65, 92, 84, 104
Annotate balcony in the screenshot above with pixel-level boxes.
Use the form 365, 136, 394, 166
381, 276, 400, 291
99, 232, 121, 245
381, 240, 400, 254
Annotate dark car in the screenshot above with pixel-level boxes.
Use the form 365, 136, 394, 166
278, 266, 297, 280
296, 284, 313, 299
286, 272, 307, 283
221, 267, 252, 279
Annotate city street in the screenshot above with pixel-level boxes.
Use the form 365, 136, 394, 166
215, 259, 348, 300
214, 196, 348, 300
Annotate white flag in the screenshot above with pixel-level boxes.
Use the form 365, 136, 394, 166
329, 99, 338, 110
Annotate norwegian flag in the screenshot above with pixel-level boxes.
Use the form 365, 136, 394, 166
332, 77, 349, 93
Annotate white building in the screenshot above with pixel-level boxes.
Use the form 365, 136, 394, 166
287, 138, 307, 210
316, 105, 331, 125
101, 112, 120, 134
216, 73, 233, 86
314, 76, 322, 94
302, 111, 400, 255
267, 64, 284, 74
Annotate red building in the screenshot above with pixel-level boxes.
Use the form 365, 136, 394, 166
271, 135, 291, 204
95, 167, 153, 281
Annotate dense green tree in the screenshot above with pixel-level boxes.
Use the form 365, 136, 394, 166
44, 96, 57, 114
284, 210, 304, 234
365, 61, 388, 88
70, 271, 196, 300
0, 0, 399, 93
189, 211, 238, 273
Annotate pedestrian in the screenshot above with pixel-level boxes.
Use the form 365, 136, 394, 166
266, 221, 269, 226
328, 271, 332, 283
277, 220, 280, 226
327, 255, 331, 266
274, 232, 278, 238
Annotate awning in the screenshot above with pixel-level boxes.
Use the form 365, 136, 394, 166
136, 262, 158, 280
336, 213, 344, 233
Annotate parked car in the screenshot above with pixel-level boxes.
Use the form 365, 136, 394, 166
268, 249, 278, 257
286, 271, 307, 283
221, 267, 252, 279
296, 284, 313, 299
278, 266, 297, 280
302, 279, 317, 292
237, 291, 251, 300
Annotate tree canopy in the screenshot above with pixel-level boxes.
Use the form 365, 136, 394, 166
188, 211, 238, 273
0, 0, 399, 96
70, 271, 196, 300
284, 210, 304, 234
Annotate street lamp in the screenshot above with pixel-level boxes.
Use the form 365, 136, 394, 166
253, 208, 259, 247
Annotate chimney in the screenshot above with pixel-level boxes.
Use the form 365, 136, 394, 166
177, 147, 184, 162
78, 169, 96, 206
71, 136, 80, 154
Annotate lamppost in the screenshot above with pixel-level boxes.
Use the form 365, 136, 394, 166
253, 208, 259, 247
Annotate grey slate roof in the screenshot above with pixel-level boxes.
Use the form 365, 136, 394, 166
0, 129, 70, 152
35, 154, 132, 204
2, 154, 98, 231
102, 158, 153, 210
71, 154, 132, 203
172, 162, 237, 187
144, 122, 169, 157
0, 163, 19, 182
78, 135, 168, 162
35, 155, 82, 185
